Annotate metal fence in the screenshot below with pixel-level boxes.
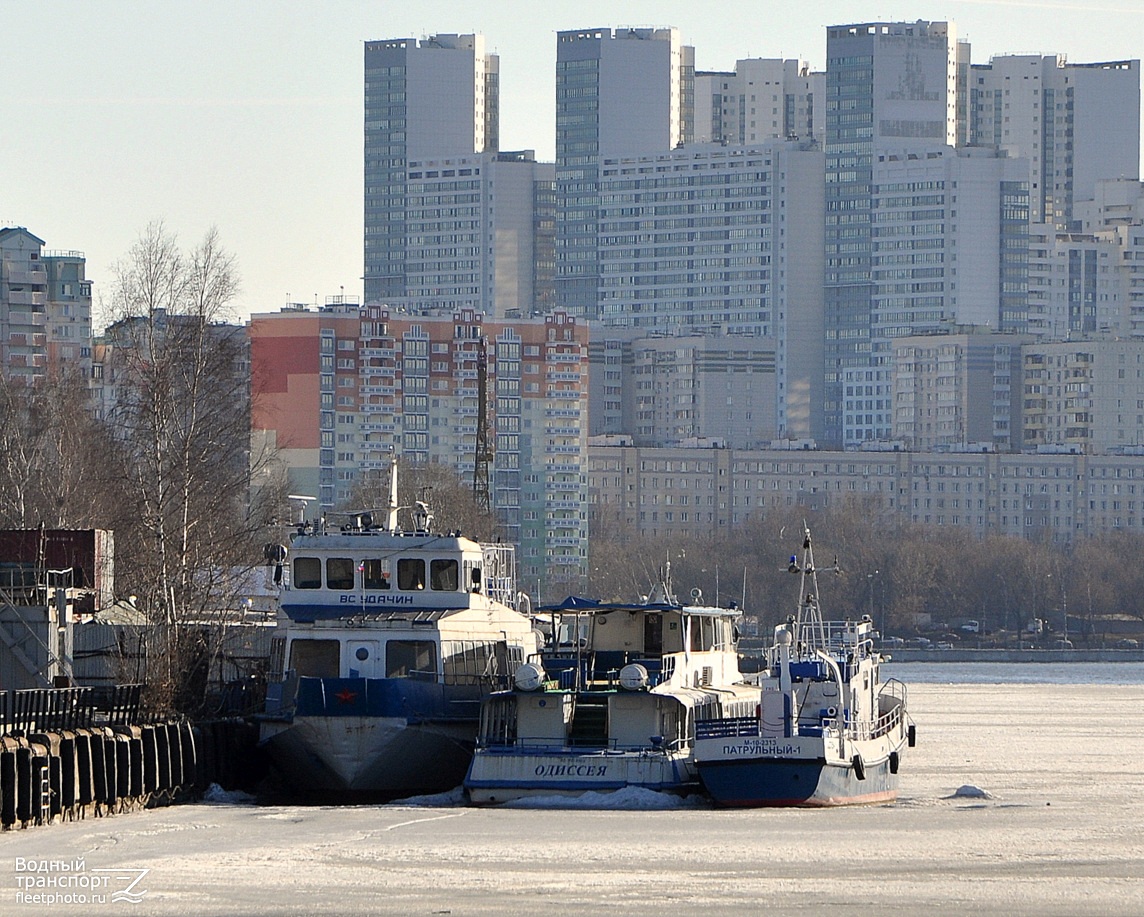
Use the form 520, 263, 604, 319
0, 684, 144, 735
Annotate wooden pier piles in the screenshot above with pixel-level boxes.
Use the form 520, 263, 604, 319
0, 687, 265, 830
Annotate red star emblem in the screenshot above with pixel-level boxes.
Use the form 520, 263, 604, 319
334, 689, 358, 704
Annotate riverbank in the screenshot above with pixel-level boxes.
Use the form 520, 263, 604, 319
882, 647, 1144, 663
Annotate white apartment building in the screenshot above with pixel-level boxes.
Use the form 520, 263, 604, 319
0, 228, 49, 382
588, 330, 779, 448
588, 443, 1144, 543
846, 146, 1030, 446
402, 151, 553, 319
890, 331, 1027, 451
970, 55, 1140, 228
594, 141, 824, 440
0, 228, 93, 383
1024, 181, 1144, 340
1076, 180, 1144, 338
1027, 225, 1124, 339
824, 20, 967, 449
1022, 339, 1144, 454
694, 59, 824, 144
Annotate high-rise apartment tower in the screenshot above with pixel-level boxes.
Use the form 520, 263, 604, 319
363, 35, 499, 304
555, 27, 694, 320
823, 21, 965, 447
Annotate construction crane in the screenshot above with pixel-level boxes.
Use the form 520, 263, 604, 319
473, 337, 493, 514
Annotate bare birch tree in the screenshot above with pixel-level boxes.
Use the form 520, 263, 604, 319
101, 222, 270, 711
0, 368, 118, 529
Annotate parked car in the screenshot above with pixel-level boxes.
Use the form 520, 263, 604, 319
1055, 639, 1074, 649
1115, 638, 1139, 649
960, 620, 980, 634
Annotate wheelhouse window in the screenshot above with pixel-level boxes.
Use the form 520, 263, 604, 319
690, 616, 715, 652
397, 558, 425, 590
362, 559, 391, 590
699, 617, 715, 651
443, 640, 520, 686
464, 560, 482, 593
386, 640, 437, 679
289, 639, 340, 677
326, 557, 355, 590
430, 558, 459, 591
293, 557, 322, 589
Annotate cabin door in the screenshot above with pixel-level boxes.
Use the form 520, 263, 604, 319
346, 640, 382, 679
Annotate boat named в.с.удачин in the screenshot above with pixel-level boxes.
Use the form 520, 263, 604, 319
258, 456, 538, 801
693, 524, 915, 807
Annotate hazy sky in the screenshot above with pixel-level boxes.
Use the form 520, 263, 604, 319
3, 0, 1143, 327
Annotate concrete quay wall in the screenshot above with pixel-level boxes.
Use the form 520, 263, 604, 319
881, 648, 1144, 664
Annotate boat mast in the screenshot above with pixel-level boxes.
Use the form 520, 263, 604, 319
386, 452, 400, 534
794, 524, 828, 651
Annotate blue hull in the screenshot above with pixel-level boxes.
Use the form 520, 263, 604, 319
698, 756, 898, 807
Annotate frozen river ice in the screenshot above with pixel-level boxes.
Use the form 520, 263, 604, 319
4, 665, 1144, 916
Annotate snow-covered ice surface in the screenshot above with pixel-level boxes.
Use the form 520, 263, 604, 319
5, 667, 1144, 916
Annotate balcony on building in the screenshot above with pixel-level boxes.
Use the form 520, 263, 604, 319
6, 291, 47, 308
5, 269, 47, 285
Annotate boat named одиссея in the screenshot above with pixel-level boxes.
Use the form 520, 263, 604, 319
464, 568, 759, 804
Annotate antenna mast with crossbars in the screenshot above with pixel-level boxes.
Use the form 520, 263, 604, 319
473, 337, 493, 514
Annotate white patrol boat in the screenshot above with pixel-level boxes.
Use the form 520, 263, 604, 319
694, 524, 915, 807
464, 571, 759, 804
258, 458, 538, 800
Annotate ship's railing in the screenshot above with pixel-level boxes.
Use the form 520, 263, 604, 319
874, 701, 904, 739
480, 543, 518, 610
782, 619, 872, 653
767, 622, 875, 671
695, 716, 760, 740
872, 677, 908, 739
849, 702, 904, 742
880, 676, 908, 705
475, 733, 687, 753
